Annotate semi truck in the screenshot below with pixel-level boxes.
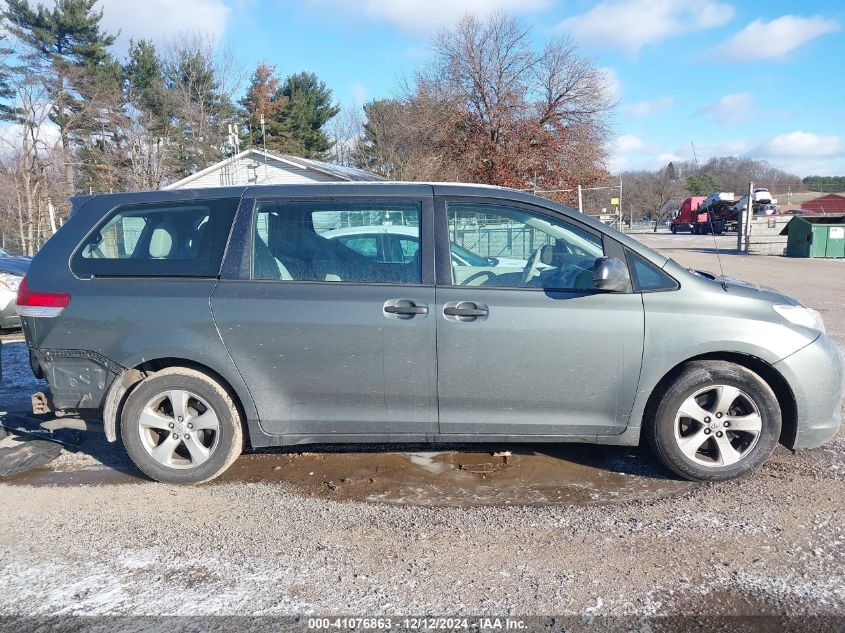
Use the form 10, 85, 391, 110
670, 193, 739, 234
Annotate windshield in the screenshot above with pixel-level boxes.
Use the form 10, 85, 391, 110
0, 247, 9, 257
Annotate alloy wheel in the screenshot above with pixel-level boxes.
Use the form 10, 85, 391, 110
673, 385, 762, 467
137, 389, 221, 469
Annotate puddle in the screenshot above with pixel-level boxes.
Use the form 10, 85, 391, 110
3, 445, 695, 506
216, 445, 696, 506
2, 463, 142, 486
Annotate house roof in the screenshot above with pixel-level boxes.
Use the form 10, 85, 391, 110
164, 148, 383, 189
803, 193, 845, 213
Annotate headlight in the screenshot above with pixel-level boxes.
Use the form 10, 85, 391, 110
773, 304, 825, 333
0, 272, 22, 293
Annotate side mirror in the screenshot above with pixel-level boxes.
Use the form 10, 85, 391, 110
593, 257, 630, 292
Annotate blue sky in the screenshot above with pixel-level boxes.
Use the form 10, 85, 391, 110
99, 0, 845, 177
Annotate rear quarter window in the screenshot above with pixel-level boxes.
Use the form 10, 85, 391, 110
71, 198, 239, 278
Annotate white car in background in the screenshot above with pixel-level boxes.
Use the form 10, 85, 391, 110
0, 247, 30, 330
322, 225, 528, 270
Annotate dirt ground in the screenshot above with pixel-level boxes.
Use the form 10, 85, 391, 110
1, 233, 844, 628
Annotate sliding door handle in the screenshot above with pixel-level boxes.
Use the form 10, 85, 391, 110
443, 306, 488, 317
442, 301, 489, 321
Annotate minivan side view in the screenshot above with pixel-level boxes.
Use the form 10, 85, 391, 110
17, 183, 845, 484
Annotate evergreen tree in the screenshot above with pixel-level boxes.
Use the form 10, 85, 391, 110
665, 161, 676, 181
686, 173, 721, 196
164, 39, 236, 178
126, 39, 170, 129
3, 0, 118, 193
275, 71, 339, 158
0, 33, 17, 121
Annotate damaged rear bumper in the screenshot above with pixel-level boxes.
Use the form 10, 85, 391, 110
29, 348, 124, 412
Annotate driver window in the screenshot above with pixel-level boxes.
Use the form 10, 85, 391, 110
447, 202, 604, 290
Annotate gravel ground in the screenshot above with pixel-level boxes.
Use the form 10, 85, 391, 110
1, 233, 844, 627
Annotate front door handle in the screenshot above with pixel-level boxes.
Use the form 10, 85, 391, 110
443, 301, 489, 321
383, 299, 429, 319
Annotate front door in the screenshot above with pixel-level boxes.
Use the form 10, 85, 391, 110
435, 199, 644, 437
211, 195, 437, 436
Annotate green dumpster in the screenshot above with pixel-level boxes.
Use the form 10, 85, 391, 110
782, 215, 845, 258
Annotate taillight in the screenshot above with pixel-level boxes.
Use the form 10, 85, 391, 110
15, 276, 70, 317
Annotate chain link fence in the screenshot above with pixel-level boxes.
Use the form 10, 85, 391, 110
739, 187, 836, 255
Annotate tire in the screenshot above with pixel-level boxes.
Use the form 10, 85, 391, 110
646, 361, 781, 482
120, 367, 244, 484
671, 224, 677, 234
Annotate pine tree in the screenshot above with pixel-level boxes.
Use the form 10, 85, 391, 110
4, 0, 118, 194
0, 34, 17, 121
275, 71, 339, 158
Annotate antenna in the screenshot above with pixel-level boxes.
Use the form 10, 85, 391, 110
705, 207, 728, 292
260, 113, 268, 181
690, 141, 699, 165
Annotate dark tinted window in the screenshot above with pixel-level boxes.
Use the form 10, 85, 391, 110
251, 200, 422, 284
628, 251, 679, 291
72, 198, 238, 278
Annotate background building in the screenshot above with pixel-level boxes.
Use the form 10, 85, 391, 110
166, 149, 382, 189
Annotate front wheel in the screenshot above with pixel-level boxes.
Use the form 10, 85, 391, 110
121, 368, 244, 484
646, 361, 781, 481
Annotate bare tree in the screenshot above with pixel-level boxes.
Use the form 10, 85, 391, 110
0, 70, 62, 254
328, 104, 364, 167
359, 13, 614, 197
625, 165, 685, 230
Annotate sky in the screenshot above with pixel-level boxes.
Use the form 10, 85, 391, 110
96, 0, 845, 177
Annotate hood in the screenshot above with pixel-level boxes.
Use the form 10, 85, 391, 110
692, 267, 798, 305
493, 257, 528, 268
0, 256, 31, 276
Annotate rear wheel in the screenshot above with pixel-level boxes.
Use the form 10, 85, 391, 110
646, 361, 781, 481
120, 368, 243, 484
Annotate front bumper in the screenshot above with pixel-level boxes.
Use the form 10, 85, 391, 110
775, 334, 845, 449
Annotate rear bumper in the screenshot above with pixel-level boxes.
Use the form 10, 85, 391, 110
775, 334, 845, 449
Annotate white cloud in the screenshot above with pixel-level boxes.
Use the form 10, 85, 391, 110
715, 15, 840, 61
616, 134, 645, 153
763, 131, 843, 158
351, 83, 368, 103
97, 0, 230, 49
558, 0, 734, 54
697, 92, 753, 124
601, 67, 622, 101
622, 96, 674, 118
348, 0, 550, 33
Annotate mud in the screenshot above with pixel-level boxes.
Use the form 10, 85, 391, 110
4, 444, 695, 506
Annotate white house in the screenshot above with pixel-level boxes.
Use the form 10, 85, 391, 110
165, 148, 382, 189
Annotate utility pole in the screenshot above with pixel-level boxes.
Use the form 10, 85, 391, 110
740, 181, 754, 253
577, 184, 583, 213
619, 173, 623, 228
